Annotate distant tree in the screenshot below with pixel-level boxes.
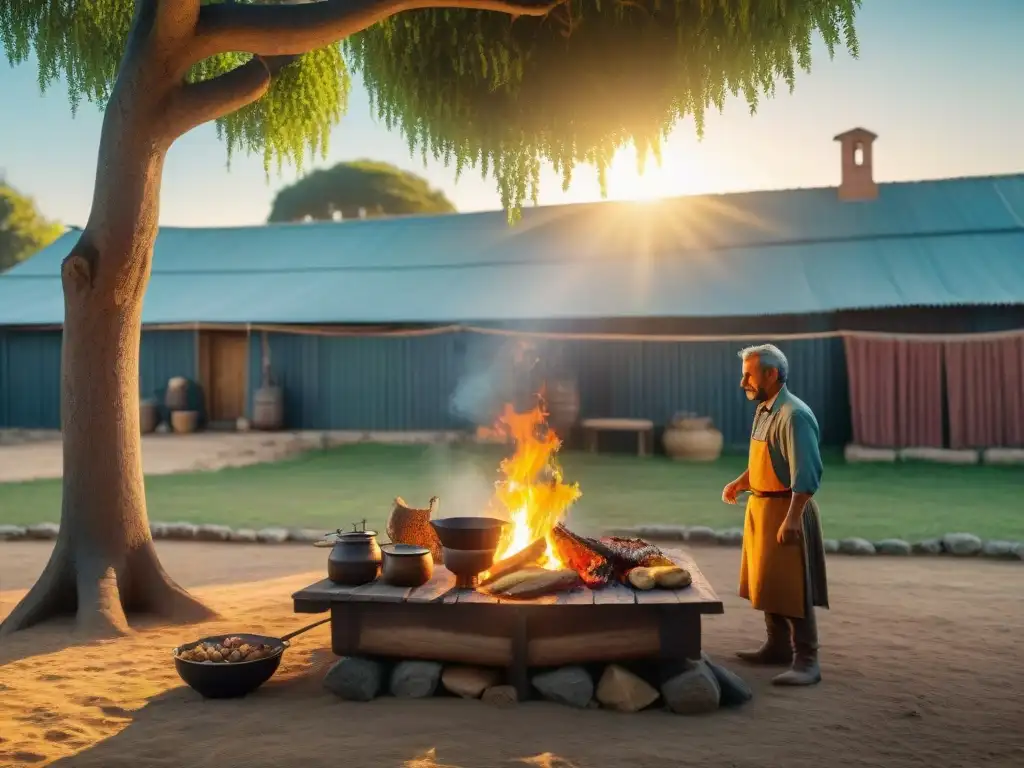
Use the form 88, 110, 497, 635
0, 0, 859, 638
268, 160, 456, 222
0, 183, 63, 272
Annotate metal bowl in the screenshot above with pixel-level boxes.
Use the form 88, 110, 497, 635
442, 547, 497, 588
172, 633, 287, 699
430, 517, 508, 550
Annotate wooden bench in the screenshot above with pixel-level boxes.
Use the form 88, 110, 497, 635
581, 418, 655, 457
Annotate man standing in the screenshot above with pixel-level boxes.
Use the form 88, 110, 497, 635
722, 343, 829, 686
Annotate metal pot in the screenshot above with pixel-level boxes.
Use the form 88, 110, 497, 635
380, 543, 433, 587
324, 521, 382, 585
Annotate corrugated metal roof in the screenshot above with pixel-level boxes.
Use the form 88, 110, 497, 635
3, 174, 1023, 325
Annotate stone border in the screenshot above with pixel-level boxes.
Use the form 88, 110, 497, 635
2, 521, 1020, 561
604, 525, 1023, 561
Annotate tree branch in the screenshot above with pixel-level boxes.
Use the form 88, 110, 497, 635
152, 0, 203, 46
164, 55, 294, 139
193, 0, 565, 60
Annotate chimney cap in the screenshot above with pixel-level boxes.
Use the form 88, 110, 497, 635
833, 127, 878, 143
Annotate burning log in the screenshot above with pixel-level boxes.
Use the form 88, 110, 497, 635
484, 567, 549, 594
480, 538, 547, 586
550, 525, 614, 587
494, 569, 580, 600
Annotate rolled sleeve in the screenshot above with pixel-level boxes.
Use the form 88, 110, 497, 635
785, 410, 823, 495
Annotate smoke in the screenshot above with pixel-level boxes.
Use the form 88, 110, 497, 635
425, 337, 549, 520
449, 337, 546, 425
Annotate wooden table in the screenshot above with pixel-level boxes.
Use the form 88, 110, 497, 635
293, 549, 722, 700
580, 417, 655, 457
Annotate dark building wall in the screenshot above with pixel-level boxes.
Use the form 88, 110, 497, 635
0, 329, 62, 428
0, 330, 197, 429
3, 305, 1020, 442
248, 331, 465, 430
248, 329, 850, 446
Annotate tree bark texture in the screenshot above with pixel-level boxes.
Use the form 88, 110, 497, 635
0, 0, 563, 639
0, 32, 214, 639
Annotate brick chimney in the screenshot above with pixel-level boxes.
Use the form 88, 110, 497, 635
833, 127, 878, 202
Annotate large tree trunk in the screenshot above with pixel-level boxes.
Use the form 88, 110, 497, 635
0, 45, 215, 637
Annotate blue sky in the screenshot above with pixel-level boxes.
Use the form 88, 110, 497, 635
2, 0, 1022, 228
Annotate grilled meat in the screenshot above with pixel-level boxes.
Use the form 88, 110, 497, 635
550, 525, 614, 587
599, 536, 675, 569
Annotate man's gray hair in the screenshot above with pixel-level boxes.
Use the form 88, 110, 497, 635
738, 343, 789, 383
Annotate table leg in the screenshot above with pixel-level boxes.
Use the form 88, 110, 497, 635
659, 609, 701, 662
585, 429, 598, 454
509, 612, 530, 702
330, 603, 362, 657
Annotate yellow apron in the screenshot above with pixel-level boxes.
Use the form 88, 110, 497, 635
738, 436, 807, 619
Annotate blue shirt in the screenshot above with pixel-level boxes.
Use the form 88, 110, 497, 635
750, 386, 823, 495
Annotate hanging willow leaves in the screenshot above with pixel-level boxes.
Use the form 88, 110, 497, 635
1, 0, 859, 220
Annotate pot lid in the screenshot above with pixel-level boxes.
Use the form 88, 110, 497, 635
336, 529, 378, 540
382, 543, 430, 556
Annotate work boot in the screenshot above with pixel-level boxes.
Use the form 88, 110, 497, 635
772, 610, 822, 686
736, 612, 792, 666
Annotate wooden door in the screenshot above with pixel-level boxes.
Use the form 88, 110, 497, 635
199, 331, 249, 424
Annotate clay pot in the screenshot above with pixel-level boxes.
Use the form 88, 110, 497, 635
165, 377, 190, 411
171, 410, 199, 434
663, 414, 723, 462
140, 399, 159, 434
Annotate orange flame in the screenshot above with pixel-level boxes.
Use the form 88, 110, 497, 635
488, 402, 581, 569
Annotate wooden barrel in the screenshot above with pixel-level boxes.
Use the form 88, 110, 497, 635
544, 378, 580, 436
140, 399, 159, 434
252, 386, 284, 431
165, 377, 190, 411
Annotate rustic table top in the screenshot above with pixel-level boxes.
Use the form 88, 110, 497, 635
293, 549, 723, 613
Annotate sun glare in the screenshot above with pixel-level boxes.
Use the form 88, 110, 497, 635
603, 143, 708, 203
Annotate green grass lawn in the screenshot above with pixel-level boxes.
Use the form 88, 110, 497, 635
0, 443, 1020, 542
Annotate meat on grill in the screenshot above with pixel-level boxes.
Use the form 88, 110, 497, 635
550, 525, 614, 587
551, 525, 674, 585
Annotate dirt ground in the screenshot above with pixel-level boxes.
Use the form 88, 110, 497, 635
0, 432, 318, 483
1, 543, 1021, 768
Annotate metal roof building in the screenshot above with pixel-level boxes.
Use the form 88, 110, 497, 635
2, 129, 1022, 446
1, 173, 1023, 327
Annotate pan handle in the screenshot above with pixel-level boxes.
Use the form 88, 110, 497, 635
279, 616, 331, 642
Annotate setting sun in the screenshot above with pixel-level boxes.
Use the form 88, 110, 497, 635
603, 142, 710, 203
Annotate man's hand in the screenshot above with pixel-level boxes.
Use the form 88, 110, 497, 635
721, 480, 742, 504
777, 513, 802, 545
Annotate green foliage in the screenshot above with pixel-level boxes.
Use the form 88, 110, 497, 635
190, 46, 350, 174
0, 183, 64, 272
348, 0, 860, 218
1, 0, 859, 220
268, 159, 456, 222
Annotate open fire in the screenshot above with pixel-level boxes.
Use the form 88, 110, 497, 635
476, 399, 690, 597
486, 402, 581, 570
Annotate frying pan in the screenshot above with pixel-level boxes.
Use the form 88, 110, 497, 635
172, 617, 330, 699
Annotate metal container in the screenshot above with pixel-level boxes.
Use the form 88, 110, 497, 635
430, 517, 508, 551
441, 547, 497, 589
380, 543, 433, 587
326, 521, 382, 585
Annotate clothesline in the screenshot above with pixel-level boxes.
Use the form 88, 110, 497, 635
136, 321, 1024, 344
